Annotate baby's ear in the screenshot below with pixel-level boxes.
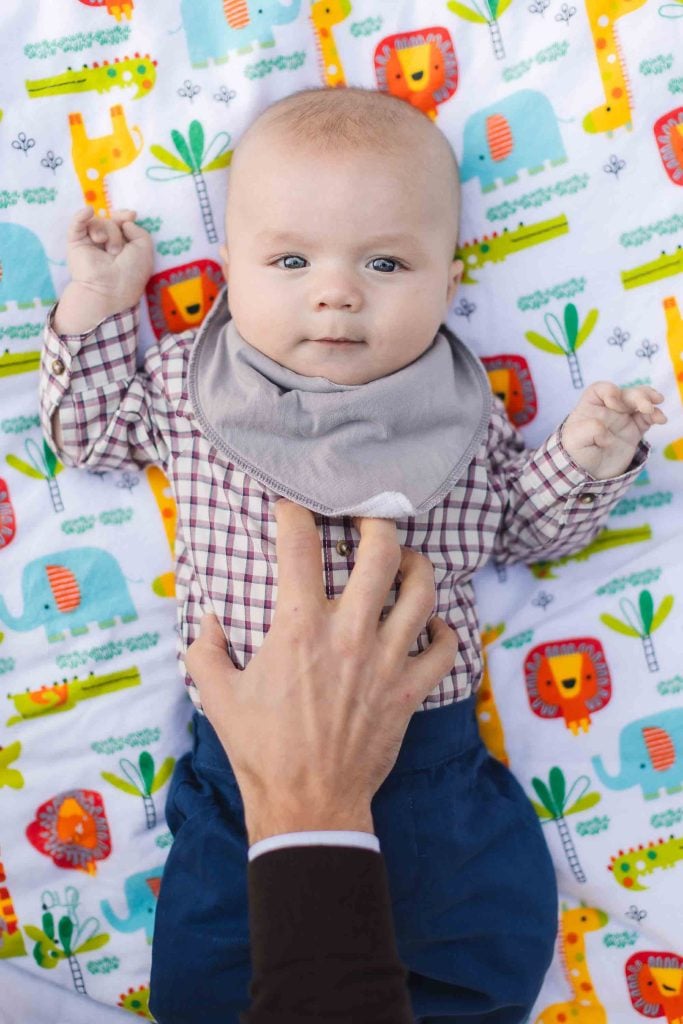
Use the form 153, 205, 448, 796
447, 258, 464, 304
219, 244, 229, 283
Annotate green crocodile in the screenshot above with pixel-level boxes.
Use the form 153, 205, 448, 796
455, 215, 570, 285
26, 54, 157, 101
621, 246, 683, 291
530, 525, 652, 579
0, 351, 41, 378
608, 833, 683, 891
6, 666, 141, 725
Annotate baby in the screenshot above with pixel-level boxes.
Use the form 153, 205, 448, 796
41, 87, 665, 1024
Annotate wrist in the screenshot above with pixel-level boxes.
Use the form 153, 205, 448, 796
244, 793, 375, 846
53, 281, 140, 335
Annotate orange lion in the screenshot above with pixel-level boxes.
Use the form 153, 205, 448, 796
626, 950, 683, 1024
146, 260, 223, 338
524, 637, 611, 735
374, 26, 458, 121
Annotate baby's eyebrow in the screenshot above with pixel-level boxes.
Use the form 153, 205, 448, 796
255, 230, 422, 250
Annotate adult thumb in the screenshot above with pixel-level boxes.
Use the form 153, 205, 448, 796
184, 614, 239, 704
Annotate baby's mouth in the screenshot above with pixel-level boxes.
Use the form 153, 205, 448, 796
308, 337, 365, 345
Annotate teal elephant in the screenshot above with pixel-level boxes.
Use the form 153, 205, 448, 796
101, 867, 163, 944
0, 223, 56, 310
592, 708, 683, 800
179, 0, 302, 67
460, 89, 567, 193
0, 546, 138, 643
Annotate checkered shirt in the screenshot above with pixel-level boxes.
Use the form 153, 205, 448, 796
39, 302, 648, 711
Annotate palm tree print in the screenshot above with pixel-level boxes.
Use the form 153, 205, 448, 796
6, 438, 64, 513
530, 766, 601, 883
600, 588, 673, 672
525, 303, 598, 389
148, 120, 232, 243
101, 750, 174, 829
24, 910, 108, 994
446, 0, 514, 60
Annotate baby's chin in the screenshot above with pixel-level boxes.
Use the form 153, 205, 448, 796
284, 344, 382, 385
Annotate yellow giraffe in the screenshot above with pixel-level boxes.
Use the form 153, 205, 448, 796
583, 0, 648, 135
147, 465, 177, 598
535, 903, 608, 1024
665, 295, 683, 406
475, 622, 509, 765
309, 0, 351, 88
0, 852, 26, 958
69, 103, 143, 218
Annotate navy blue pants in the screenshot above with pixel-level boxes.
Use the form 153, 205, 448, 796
150, 697, 557, 1024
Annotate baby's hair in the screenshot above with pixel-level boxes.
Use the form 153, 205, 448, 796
258, 86, 444, 148
233, 86, 461, 244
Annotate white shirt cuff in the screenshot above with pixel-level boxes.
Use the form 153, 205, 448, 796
248, 830, 380, 862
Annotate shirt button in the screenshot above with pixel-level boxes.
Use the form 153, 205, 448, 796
336, 539, 352, 556
578, 492, 597, 505
51, 358, 65, 375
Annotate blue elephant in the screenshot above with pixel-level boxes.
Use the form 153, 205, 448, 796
0, 546, 137, 643
592, 708, 683, 800
460, 89, 567, 193
179, 0, 302, 67
101, 867, 163, 944
0, 223, 56, 310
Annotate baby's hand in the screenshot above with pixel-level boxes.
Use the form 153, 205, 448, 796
54, 208, 155, 334
65, 207, 154, 312
561, 382, 667, 480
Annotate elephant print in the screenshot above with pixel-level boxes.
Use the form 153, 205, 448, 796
101, 867, 163, 943
460, 89, 567, 193
0, 546, 138, 643
179, 0, 303, 68
592, 708, 683, 800
0, 223, 56, 311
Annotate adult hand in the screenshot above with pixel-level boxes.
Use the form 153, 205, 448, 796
184, 499, 457, 845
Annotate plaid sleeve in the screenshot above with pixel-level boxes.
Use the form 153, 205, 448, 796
39, 302, 170, 471
486, 397, 650, 566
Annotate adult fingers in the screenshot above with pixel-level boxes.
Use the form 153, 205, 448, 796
397, 616, 458, 708
184, 614, 239, 705
272, 500, 326, 617
379, 547, 436, 658
339, 517, 400, 627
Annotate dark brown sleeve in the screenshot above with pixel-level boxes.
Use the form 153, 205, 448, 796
240, 845, 413, 1024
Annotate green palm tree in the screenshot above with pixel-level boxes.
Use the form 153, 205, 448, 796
446, 0, 514, 60
525, 303, 598, 390
530, 766, 601, 883
148, 120, 232, 243
25, 911, 108, 994
600, 588, 673, 673
6, 438, 64, 513
101, 750, 174, 829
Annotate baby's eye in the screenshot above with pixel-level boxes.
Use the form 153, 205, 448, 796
369, 257, 403, 273
276, 255, 307, 270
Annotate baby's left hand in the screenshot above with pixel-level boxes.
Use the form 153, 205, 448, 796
562, 382, 667, 480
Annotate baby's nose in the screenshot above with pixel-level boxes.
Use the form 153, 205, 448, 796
313, 284, 362, 311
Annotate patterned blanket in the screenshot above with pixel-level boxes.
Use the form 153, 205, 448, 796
1, 1, 682, 1020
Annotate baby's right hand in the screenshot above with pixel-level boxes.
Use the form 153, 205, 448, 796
53, 208, 154, 335
65, 207, 154, 312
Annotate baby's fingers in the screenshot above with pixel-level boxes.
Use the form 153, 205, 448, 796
621, 385, 666, 419
87, 216, 125, 255
67, 207, 96, 243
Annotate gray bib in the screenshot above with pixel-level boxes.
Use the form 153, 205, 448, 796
188, 287, 491, 518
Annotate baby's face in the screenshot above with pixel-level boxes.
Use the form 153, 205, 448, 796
221, 136, 462, 385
